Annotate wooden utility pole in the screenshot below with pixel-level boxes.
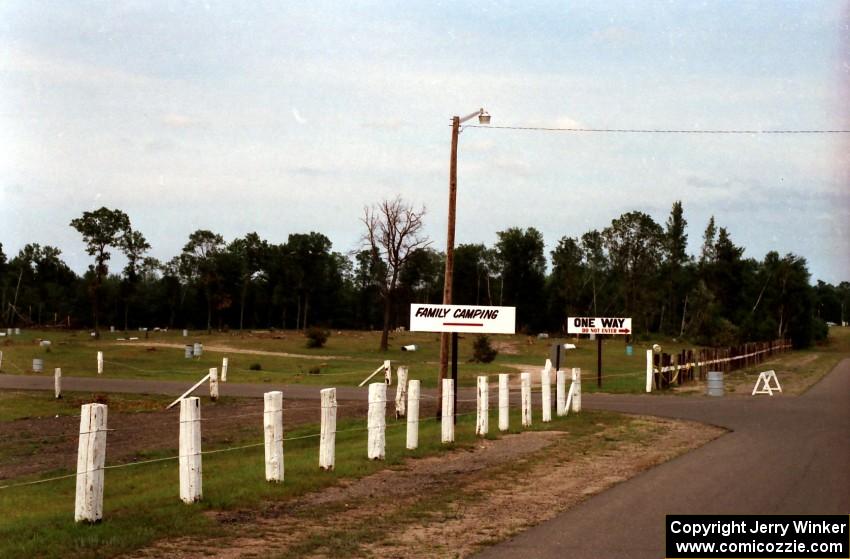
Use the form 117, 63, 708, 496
438, 115, 461, 417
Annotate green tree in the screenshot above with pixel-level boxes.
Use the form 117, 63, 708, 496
580, 230, 607, 315
181, 230, 225, 332
495, 227, 546, 331
549, 236, 584, 331
602, 211, 664, 333
70, 207, 131, 335
120, 228, 151, 330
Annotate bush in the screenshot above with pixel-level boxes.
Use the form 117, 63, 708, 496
812, 318, 829, 343
249, 362, 262, 371
471, 334, 498, 363
305, 327, 330, 348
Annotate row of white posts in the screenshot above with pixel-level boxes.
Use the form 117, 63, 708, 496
73, 368, 582, 523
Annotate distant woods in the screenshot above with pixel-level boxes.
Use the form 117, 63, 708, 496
1, 201, 847, 349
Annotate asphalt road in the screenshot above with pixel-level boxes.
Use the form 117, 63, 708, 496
474, 358, 850, 559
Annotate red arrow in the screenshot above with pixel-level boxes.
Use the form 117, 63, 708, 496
618, 329, 630, 333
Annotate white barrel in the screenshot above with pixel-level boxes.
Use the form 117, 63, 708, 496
193, 342, 203, 357
185, 345, 193, 359
706, 371, 724, 397
32, 358, 44, 373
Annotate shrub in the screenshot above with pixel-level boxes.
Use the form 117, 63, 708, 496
305, 327, 330, 348
471, 334, 498, 363
249, 362, 262, 371
307, 366, 321, 375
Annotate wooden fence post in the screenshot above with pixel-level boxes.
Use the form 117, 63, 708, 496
209, 367, 219, 401
645, 350, 653, 393
541, 368, 551, 423
520, 372, 532, 427
407, 379, 420, 450
263, 391, 284, 482
319, 388, 336, 470
0, 350, 3, 371
498, 373, 509, 432
556, 369, 567, 416
571, 368, 582, 413
74, 403, 107, 523
221, 357, 228, 382
55, 368, 62, 399
476, 376, 489, 436
395, 366, 408, 419
441, 378, 454, 443
368, 383, 386, 460
97, 351, 103, 375
179, 397, 202, 503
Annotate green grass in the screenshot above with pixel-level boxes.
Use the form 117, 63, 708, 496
0, 328, 707, 392
0, 405, 623, 559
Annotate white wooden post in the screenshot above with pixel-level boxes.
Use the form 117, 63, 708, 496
367, 383, 386, 460
395, 366, 408, 419
319, 388, 336, 470
407, 379, 419, 450
645, 349, 653, 393
54, 368, 62, 399
74, 403, 107, 523
498, 373, 509, 432
263, 391, 284, 482
221, 357, 229, 382
0, 350, 3, 370
556, 369, 566, 416
476, 375, 489, 436
441, 378, 454, 443
97, 351, 103, 375
571, 368, 582, 413
521, 372, 532, 427
209, 367, 219, 401
384, 360, 392, 385
541, 368, 552, 422
179, 397, 202, 503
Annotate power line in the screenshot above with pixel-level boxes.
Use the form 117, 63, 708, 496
464, 124, 850, 134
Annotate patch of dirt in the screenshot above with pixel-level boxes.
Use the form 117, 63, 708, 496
114, 342, 349, 361
123, 417, 723, 559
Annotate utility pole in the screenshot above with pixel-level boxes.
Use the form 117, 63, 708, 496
437, 108, 490, 418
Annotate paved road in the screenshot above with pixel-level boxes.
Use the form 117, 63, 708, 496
0, 373, 370, 401
475, 358, 850, 559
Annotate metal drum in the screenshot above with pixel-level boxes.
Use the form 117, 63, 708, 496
32, 358, 44, 373
706, 371, 724, 397
193, 342, 203, 357
185, 345, 193, 359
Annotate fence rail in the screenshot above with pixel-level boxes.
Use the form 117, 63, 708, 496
647, 339, 791, 391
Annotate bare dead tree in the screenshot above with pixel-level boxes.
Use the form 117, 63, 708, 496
362, 196, 431, 351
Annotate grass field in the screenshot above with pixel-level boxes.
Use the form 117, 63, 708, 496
1, 327, 847, 558
0, 403, 627, 559
0, 328, 710, 392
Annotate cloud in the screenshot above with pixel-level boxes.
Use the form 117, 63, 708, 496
162, 113, 207, 128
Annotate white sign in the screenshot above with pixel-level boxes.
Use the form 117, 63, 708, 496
410, 304, 516, 334
567, 316, 632, 335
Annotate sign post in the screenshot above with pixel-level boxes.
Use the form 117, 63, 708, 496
411, 304, 516, 421
567, 317, 632, 388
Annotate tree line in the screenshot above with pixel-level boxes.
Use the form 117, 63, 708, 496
0, 201, 846, 349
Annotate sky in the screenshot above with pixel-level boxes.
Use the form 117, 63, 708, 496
1, 1, 848, 284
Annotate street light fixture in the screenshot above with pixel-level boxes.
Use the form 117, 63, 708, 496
438, 108, 491, 415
